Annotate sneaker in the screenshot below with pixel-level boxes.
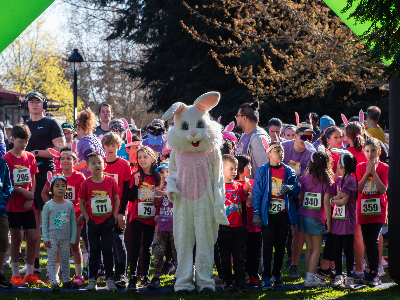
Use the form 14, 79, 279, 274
73, 275, 85, 287
262, 278, 273, 290
24, 273, 44, 285
381, 257, 388, 268
363, 272, 381, 287
353, 271, 364, 281
289, 265, 301, 279
304, 276, 326, 287
86, 278, 97, 291
283, 257, 292, 269
140, 276, 150, 286
10, 275, 28, 287
213, 275, 224, 287
105, 277, 118, 291
2, 264, 12, 273
237, 285, 249, 292
223, 281, 234, 291
51, 284, 60, 292
19, 253, 24, 262
248, 275, 259, 286
345, 276, 355, 288
168, 263, 176, 275
378, 266, 386, 277
147, 276, 161, 290
63, 280, 73, 288
115, 274, 128, 289
271, 276, 284, 288
19, 265, 41, 274
0, 273, 13, 289
315, 267, 331, 280
128, 276, 138, 291
332, 275, 344, 288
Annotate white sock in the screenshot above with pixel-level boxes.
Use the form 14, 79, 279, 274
12, 262, 20, 277
75, 264, 82, 277
26, 264, 34, 276
306, 272, 314, 280
55, 262, 61, 275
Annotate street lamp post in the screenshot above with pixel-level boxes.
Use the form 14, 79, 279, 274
67, 49, 84, 121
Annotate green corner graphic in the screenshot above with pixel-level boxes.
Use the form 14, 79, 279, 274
0, 0, 55, 54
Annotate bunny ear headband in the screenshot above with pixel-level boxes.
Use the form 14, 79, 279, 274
304, 142, 326, 163
47, 171, 66, 186
330, 148, 353, 167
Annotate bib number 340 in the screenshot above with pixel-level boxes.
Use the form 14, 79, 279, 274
303, 192, 321, 210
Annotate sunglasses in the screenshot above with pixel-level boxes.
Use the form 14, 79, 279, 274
300, 135, 313, 142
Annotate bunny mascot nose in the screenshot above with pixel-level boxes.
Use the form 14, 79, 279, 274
189, 130, 197, 137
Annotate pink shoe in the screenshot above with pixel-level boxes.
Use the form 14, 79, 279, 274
73, 275, 85, 286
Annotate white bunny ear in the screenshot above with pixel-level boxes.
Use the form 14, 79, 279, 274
192, 92, 220, 112
71, 140, 77, 153
162, 102, 187, 121
217, 116, 221, 124
126, 129, 132, 144
304, 141, 316, 153
224, 121, 235, 132
330, 148, 351, 156
295, 112, 299, 126
47, 171, 52, 182
317, 145, 326, 153
341, 114, 348, 126
122, 118, 129, 130
131, 118, 136, 127
359, 109, 364, 123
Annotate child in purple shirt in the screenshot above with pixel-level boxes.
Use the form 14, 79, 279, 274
297, 146, 335, 287
147, 162, 177, 290
329, 151, 358, 288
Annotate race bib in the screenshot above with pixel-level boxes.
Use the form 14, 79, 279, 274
333, 204, 346, 220
361, 198, 381, 215
107, 174, 119, 184
13, 168, 31, 186
91, 196, 112, 216
269, 198, 285, 214
138, 202, 156, 218
64, 186, 76, 201
303, 192, 321, 210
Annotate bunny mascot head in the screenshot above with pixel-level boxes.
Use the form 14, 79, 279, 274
162, 92, 228, 294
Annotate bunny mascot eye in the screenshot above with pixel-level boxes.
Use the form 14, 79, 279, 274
161, 92, 229, 294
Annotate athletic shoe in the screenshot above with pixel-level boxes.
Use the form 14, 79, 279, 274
315, 267, 332, 280
24, 273, 44, 285
332, 275, 344, 288
128, 276, 138, 291
381, 257, 388, 269
262, 278, 273, 290
168, 263, 176, 275
141, 276, 150, 286
0, 273, 13, 289
86, 278, 97, 291
363, 272, 381, 287
115, 274, 128, 288
223, 282, 234, 291
248, 275, 259, 286
105, 277, 118, 291
73, 275, 85, 287
19, 265, 41, 274
345, 276, 355, 288
51, 284, 60, 292
304, 276, 326, 287
237, 285, 249, 292
10, 275, 28, 287
353, 271, 365, 281
378, 266, 386, 277
63, 280, 73, 288
289, 265, 301, 279
2, 264, 12, 273
283, 257, 292, 269
213, 275, 224, 287
147, 276, 161, 290
271, 276, 284, 288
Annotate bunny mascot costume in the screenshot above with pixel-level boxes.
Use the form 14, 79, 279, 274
162, 92, 229, 294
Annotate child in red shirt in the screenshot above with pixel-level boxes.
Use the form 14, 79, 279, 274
218, 154, 248, 292
102, 132, 132, 288
118, 146, 160, 290
79, 152, 120, 291
41, 146, 85, 286
3, 124, 41, 286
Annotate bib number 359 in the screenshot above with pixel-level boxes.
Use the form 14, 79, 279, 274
361, 198, 381, 215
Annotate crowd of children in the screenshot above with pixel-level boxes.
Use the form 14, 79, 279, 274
0, 102, 389, 293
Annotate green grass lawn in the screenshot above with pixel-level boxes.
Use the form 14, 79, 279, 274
2, 238, 398, 300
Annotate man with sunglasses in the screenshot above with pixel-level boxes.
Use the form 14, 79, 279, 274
281, 122, 313, 280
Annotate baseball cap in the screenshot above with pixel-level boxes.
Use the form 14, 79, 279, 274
4, 124, 12, 129
296, 122, 315, 134
151, 119, 165, 128
155, 161, 169, 172
319, 115, 336, 132
61, 122, 74, 131
27, 92, 46, 102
